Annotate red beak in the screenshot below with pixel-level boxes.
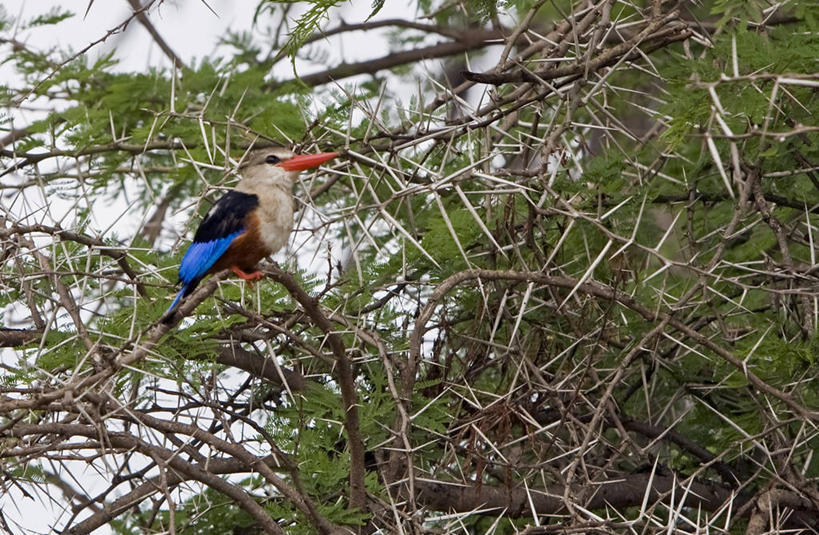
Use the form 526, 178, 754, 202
277, 152, 338, 171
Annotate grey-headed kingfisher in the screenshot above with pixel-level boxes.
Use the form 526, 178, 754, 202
165, 148, 338, 316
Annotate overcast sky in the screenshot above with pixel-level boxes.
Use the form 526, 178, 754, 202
2, 0, 404, 74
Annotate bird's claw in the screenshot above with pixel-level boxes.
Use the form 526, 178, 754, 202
231, 266, 264, 285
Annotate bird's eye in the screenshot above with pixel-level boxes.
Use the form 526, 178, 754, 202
265, 155, 281, 164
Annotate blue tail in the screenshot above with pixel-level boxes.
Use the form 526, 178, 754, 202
166, 284, 189, 315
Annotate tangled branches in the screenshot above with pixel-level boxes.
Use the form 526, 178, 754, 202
1, 0, 819, 534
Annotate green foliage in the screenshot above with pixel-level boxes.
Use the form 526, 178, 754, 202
583, 152, 627, 194
114, 484, 258, 535
710, 0, 767, 23
264, 0, 346, 65
5, 462, 48, 484
418, 204, 483, 269
467, 0, 499, 21
26, 7, 73, 27
740, 329, 817, 380
34, 331, 88, 371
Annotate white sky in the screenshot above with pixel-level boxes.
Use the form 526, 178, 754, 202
1, 0, 405, 75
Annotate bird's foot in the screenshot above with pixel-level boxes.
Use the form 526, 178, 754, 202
231, 266, 263, 285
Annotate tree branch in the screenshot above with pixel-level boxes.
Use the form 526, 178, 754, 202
123, 410, 339, 534
1, 223, 148, 297
212, 344, 306, 391
0, 271, 229, 414
61, 453, 287, 534
0, 140, 188, 177
0, 328, 42, 347
126, 0, 189, 70
463, 15, 690, 85
4, 423, 285, 535
263, 265, 368, 512
303, 18, 476, 45
412, 473, 815, 525
266, 28, 508, 91
409, 270, 818, 422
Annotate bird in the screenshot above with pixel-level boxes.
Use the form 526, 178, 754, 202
164, 147, 338, 318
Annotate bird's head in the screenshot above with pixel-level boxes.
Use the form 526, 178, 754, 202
238, 147, 338, 189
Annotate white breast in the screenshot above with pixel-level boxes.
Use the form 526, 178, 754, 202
253, 187, 294, 255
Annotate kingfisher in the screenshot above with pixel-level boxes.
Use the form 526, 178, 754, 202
164, 148, 338, 317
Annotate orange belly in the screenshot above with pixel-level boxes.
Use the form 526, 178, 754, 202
207, 212, 270, 274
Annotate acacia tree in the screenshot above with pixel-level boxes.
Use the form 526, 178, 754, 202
1, 0, 818, 533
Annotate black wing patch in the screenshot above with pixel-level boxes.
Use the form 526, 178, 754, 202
193, 190, 260, 243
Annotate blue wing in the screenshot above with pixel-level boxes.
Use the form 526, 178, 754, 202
165, 235, 241, 316
178, 232, 243, 285
165, 190, 259, 316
